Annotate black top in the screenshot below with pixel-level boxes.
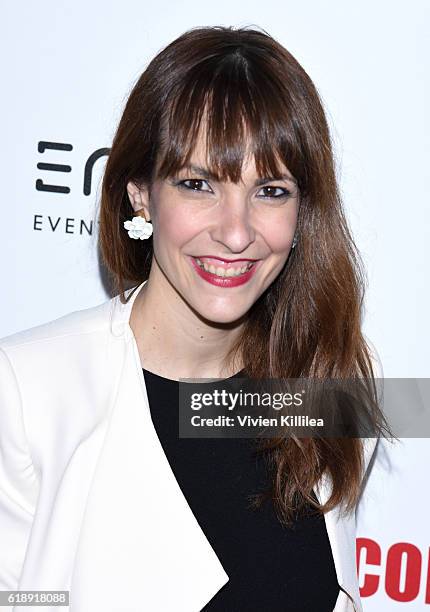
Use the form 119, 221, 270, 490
142, 367, 340, 612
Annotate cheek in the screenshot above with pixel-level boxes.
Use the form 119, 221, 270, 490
268, 231, 294, 254
260, 208, 298, 254
154, 202, 200, 248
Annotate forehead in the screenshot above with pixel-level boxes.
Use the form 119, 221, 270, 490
154, 101, 299, 187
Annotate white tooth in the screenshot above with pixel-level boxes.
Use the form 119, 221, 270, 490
197, 259, 255, 277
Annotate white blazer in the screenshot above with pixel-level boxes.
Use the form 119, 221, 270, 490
0, 279, 379, 612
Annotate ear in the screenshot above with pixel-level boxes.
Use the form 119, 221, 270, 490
126, 180, 151, 220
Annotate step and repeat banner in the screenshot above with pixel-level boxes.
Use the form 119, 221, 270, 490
3, 1, 429, 610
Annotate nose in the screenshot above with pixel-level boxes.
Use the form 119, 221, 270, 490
209, 194, 256, 254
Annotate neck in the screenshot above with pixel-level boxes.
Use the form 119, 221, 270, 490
129, 274, 245, 382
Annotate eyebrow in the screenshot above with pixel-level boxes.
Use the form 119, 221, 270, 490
181, 164, 297, 186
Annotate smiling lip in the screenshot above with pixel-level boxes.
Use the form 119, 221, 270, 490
189, 256, 260, 288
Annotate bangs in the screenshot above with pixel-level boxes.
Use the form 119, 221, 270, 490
154, 51, 307, 192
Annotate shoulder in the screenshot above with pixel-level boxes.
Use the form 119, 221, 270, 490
0, 294, 121, 401
0, 295, 115, 352
0, 293, 123, 471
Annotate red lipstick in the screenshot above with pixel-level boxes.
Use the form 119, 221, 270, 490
188, 256, 260, 288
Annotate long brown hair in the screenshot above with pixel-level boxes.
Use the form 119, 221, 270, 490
98, 25, 386, 523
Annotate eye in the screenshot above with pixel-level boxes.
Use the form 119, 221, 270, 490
257, 185, 291, 199
177, 179, 213, 193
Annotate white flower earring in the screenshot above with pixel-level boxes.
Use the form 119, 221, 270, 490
123, 209, 153, 240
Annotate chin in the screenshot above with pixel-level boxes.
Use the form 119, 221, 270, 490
195, 299, 251, 326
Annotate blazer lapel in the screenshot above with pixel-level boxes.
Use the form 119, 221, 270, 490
314, 474, 361, 612
70, 280, 229, 612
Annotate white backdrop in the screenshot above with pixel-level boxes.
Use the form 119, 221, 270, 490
2, 1, 429, 609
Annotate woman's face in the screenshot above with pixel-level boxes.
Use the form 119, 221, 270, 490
127, 135, 299, 325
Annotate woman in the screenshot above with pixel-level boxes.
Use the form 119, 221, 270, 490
0, 25, 384, 612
